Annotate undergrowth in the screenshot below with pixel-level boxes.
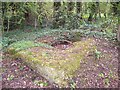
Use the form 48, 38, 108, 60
2, 18, 117, 51
8, 40, 53, 52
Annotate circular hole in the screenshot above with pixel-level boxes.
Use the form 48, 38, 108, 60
51, 40, 72, 50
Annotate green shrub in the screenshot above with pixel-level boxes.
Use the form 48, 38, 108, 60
1, 37, 17, 50
8, 40, 53, 52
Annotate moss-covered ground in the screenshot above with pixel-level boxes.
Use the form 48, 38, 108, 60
7, 38, 96, 87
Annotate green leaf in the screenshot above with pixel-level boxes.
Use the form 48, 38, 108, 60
98, 73, 104, 78
7, 75, 14, 81
34, 80, 48, 87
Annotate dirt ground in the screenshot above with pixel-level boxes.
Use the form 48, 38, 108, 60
2, 37, 119, 88
73, 38, 118, 88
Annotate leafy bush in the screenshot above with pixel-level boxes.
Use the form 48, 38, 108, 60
2, 37, 9, 48
2, 37, 15, 49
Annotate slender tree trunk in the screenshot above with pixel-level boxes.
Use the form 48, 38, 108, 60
2, 2, 6, 32
117, 16, 120, 42
88, 3, 95, 22
75, 2, 82, 29
94, 13, 97, 20
7, 18, 9, 32
38, 2, 42, 28
117, 25, 120, 42
62, 1, 66, 28
104, 13, 106, 20
97, 2, 101, 19
111, 2, 120, 42
53, 2, 61, 28
1, 18, 4, 33
94, 2, 100, 20
1, 2, 4, 33
76, 2, 82, 18
34, 18, 37, 29
84, 3, 87, 15
76, 2, 81, 13
66, 1, 75, 29
67, 2, 74, 17
88, 13, 93, 21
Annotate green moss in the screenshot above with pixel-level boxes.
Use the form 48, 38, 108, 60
7, 38, 96, 87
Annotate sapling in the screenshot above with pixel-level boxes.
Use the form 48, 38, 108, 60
94, 49, 101, 60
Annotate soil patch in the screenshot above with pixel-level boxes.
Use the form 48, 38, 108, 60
51, 40, 73, 50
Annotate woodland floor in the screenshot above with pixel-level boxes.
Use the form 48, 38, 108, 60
2, 37, 119, 88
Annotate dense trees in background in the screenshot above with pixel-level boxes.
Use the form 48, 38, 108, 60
111, 2, 120, 42
1, 1, 120, 41
53, 1, 61, 28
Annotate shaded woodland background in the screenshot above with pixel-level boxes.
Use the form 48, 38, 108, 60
0, 1, 120, 51
1, 2, 120, 31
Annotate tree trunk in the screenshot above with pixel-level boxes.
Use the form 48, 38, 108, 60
67, 2, 74, 11
7, 18, 9, 32
75, 2, 82, 29
76, 2, 82, 18
88, 13, 93, 21
111, 2, 120, 42
117, 25, 120, 42
2, 2, 6, 32
1, 2, 4, 33
96, 2, 101, 19
38, 2, 43, 28
53, 2, 61, 28
104, 13, 106, 20
66, 1, 75, 29
67, 2, 74, 17
88, 3, 95, 22
34, 18, 37, 29
117, 16, 120, 42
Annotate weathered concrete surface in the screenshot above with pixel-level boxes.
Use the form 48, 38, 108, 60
7, 38, 96, 87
